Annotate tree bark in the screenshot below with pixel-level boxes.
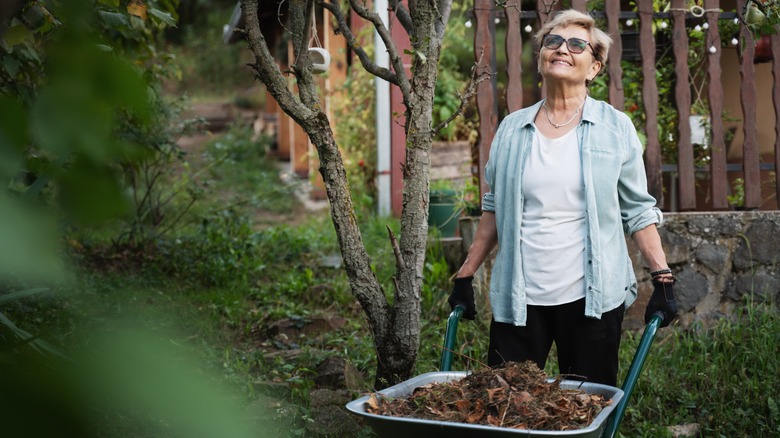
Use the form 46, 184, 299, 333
240, 0, 450, 388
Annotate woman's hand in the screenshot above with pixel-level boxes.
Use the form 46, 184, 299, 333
645, 270, 678, 327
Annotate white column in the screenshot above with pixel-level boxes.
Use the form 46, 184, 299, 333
375, 0, 391, 216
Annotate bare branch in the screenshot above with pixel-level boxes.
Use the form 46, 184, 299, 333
432, 49, 494, 134
386, 225, 406, 270
239, 0, 313, 124
319, 0, 399, 86
433, 0, 453, 40
387, 0, 414, 36
343, 0, 412, 104
288, 0, 321, 108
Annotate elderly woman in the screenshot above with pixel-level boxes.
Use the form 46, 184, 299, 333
449, 10, 677, 386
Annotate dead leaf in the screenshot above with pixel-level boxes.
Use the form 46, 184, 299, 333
127, 0, 147, 20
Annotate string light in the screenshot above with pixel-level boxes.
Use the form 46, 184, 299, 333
731, 37, 738, 45
524, 24, 532, 33
702, 22, 709, 29
626, 19, 634, 26
659, 21, 668, 29
494, 17, 500, 24
465, 20, 472, 28
694, 24, 702, 32
709, 45, 717, 53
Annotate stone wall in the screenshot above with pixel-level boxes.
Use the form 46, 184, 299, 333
450, 212, 780, 331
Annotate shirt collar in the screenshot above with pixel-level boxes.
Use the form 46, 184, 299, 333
516, 96, 597, 127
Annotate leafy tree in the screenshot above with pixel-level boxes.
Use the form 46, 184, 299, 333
240, 0, 483, 387
0, 0, 181, 348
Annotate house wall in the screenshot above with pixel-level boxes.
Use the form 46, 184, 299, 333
721, 46, 777, 160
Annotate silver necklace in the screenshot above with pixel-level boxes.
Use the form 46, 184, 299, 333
543, 99, 586, 128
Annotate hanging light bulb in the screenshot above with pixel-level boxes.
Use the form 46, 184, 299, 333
524, 24, 532, 33
731, 37, 739, 46
702, 22, 709, 30
465, 20, 472, 28
494, 17, 500, 24
709, 45, 717, 53
626, 19, 634, 27
695, 24, 702, 32
659, 21, 668, 29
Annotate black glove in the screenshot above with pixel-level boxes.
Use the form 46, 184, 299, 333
448, 276, 476, 320
645, 279, 678, 328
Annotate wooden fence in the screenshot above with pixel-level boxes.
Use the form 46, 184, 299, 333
472, 0, 779, 211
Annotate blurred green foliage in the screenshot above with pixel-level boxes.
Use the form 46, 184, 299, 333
0, 2, 279, 436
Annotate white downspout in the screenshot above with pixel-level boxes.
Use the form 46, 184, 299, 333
375, 0, 391, 216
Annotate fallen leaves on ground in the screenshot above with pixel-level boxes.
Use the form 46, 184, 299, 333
365, 361, 611, 431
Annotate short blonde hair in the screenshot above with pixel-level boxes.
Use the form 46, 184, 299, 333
533, 10, 612, 64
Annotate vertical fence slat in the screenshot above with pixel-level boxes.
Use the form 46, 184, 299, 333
738, 0, 761, 209
772, 32, 780, 207
474, 0, 498, 199
705, 1, 728, 209
672, 0, 695, 210
605, 0, 624, 109
536, 0, 555, 99
570, 0, 587, 12
536, 0, 553, 27
505, 3, 523, 112
638, 2, 663, 206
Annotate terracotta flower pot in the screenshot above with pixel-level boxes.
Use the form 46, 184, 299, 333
755, 35, 772, 63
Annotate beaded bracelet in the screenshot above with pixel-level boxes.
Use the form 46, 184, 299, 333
650, 268, 672, 277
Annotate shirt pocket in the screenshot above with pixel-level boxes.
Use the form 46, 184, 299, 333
586, 147, 623, 188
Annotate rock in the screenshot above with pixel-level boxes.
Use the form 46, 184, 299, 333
658, 229, 691, 265
685, 213, 744, 236
314, 356, 365, 390
675, 267, 709, 313
667, 422, 701, 437
694, 242, 728, 274
726, 271, 780, 302
733, 219, 780, 270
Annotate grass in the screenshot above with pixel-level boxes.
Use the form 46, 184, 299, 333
620, 299, 780, 437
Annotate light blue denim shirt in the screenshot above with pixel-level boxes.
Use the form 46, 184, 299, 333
482, 96, 662, 326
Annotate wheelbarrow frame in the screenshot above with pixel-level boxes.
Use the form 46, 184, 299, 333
440, 304, 664, 438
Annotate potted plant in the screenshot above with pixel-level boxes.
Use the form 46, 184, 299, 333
428, 179, 463, 237
744, 0, 780, 62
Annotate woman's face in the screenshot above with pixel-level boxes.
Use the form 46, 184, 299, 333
538, 25, 602, 87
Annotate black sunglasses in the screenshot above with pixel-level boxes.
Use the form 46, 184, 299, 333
542, 34, 592, 55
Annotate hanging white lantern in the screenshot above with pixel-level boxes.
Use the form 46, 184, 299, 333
308, 48, 331, 74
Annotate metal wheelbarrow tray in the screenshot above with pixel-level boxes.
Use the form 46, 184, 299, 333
345, 371, 625, 438
347, 306, 664, 438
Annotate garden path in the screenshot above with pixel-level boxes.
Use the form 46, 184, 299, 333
176, 100, 327, 229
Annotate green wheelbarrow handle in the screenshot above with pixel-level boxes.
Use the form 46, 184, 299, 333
602, 311, 664, 438
440, 304, 465, 372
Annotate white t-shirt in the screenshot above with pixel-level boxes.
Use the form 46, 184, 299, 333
520, 127, 587, 306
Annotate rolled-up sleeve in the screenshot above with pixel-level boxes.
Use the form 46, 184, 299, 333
618, 116, 662, 235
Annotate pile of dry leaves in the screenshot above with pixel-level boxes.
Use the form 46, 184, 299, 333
365, 361, 611, 431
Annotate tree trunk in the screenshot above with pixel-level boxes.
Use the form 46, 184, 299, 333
240, 0, 449, 389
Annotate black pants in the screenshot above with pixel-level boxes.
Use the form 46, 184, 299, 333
487, 298, 625, 386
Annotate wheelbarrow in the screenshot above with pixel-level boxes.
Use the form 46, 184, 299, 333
346, 305, 665, 437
